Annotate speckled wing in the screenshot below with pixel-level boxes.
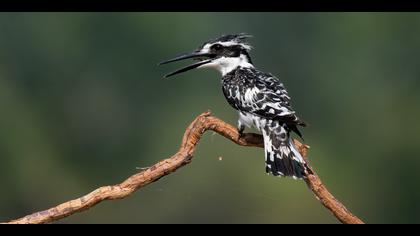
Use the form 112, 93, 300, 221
223, 68, 306, 127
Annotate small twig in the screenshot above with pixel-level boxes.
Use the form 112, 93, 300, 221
135, 167, 150, 170
3, 111, 364, 224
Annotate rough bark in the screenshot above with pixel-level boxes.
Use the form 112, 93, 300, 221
4, 111, 364, 224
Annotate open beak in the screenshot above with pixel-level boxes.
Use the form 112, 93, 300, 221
159, 51, 214, 78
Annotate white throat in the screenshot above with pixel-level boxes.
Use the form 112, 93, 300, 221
199, 54, 254, 76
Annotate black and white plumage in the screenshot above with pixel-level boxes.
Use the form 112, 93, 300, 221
160, 33, 307, 179
222, 67, 306, 179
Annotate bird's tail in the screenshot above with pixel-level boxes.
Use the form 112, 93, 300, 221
262, 122, 306, 179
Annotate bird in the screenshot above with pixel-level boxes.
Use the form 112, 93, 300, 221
159, 33, 307, 179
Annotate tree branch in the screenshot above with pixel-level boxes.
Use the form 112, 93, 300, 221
3, 111, 364, 224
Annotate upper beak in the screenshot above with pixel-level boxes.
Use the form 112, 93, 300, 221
159, 51, 214, 78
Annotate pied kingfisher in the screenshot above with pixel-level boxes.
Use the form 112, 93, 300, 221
159, 33, 307, 179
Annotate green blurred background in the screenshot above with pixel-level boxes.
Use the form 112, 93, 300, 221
0, 12, 419, 224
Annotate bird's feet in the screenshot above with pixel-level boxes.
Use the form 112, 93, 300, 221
237, 124, 245, 141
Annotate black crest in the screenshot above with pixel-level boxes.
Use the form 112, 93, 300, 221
201, 33, 253, 47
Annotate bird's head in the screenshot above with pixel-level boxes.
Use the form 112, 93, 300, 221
159, 33, 254, 77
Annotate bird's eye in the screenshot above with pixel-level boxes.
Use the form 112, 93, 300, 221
211, 44, 223, 51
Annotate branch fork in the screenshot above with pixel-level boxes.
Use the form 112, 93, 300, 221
3, 111, 363, 224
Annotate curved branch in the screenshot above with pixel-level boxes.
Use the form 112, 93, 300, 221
3, 111, 364, 224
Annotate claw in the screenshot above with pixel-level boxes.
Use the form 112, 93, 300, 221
237, 125, 245, 141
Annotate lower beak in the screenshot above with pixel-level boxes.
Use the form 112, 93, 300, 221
159, 51, 214, 78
